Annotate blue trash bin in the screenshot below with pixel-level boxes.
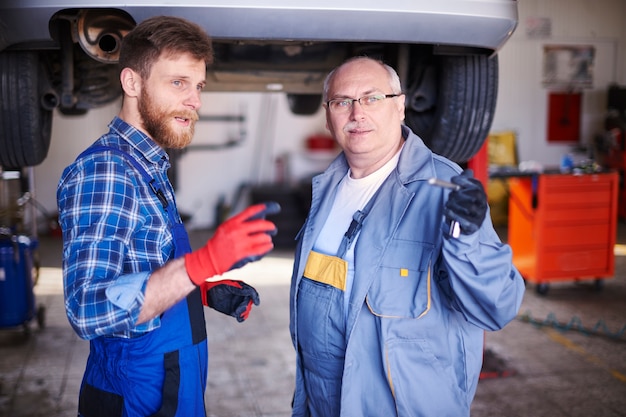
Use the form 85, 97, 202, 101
0, 235, 39, 328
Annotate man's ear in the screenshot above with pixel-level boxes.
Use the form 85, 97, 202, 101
120, 67, 140, 98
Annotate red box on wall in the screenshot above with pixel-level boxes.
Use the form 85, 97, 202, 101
547, 92, 581, 143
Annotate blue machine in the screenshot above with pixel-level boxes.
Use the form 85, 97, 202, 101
0, 234, 43, 330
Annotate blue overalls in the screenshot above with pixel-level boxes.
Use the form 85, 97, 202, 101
76, 147, 208, 417
297, 188, 382, 417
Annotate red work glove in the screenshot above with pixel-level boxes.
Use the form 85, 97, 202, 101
185, 203, 279, 286
201, 280, 260, 322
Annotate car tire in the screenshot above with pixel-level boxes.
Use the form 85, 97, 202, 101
405, 54, 498, 163
0, 51, 53, 167
287, 93, 323, 115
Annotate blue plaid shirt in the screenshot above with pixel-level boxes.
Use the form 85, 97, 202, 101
57, 116, 181, 340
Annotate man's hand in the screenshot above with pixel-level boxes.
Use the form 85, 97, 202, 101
443, 170, 487, 235
201, 280, 260, 322
184, 202, 280, 285
229, 201, 281, 269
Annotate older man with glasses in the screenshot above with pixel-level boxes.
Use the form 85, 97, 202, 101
288, 56, 525, 417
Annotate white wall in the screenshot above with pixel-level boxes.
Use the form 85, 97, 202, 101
492, 0, 626, 167
33, 0, 626, 230
173, 92, 330, 227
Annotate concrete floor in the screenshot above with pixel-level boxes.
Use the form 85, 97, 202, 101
1, 224, 625, 417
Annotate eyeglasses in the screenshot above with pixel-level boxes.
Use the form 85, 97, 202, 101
325, 94, 401, 113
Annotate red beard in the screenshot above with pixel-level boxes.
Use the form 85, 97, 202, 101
138, 89, 198, 149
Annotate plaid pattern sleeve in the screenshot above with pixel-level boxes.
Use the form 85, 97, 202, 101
57, 122, 174, 340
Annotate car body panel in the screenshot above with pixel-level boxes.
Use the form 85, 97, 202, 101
0, 0, 518, 165
0, 1, 517, 52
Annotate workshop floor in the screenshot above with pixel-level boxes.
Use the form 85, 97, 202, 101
1, 222, 625, 417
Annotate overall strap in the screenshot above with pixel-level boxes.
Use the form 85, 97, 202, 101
77, 145, 177, 226
336, 183, 384, 259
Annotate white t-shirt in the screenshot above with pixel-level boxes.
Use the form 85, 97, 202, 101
313, 149, 402, 320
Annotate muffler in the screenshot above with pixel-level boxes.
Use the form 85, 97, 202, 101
75, 9, 136, 64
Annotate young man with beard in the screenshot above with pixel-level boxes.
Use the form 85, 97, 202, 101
289, 57, 525, 416
57, 16, 278, 417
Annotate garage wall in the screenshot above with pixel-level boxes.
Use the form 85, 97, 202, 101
33, 0, 626, 230
492, 0, 626, 167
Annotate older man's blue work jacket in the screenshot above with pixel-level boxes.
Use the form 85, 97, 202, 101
289, 126, 525, 417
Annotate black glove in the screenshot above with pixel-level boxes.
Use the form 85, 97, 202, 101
229, 201, 281, 270
443, 169, 487, 235
201, 280, 260, 322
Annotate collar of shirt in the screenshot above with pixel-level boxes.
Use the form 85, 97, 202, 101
108, 116, 171, 172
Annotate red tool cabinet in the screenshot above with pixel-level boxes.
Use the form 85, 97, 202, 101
507, 172, 618, 294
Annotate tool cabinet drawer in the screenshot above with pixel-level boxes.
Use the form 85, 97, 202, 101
507, 172, 618, 293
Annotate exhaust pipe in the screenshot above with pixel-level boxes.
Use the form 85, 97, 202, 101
75, 9, 136, 64
41, 90, 59, 111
